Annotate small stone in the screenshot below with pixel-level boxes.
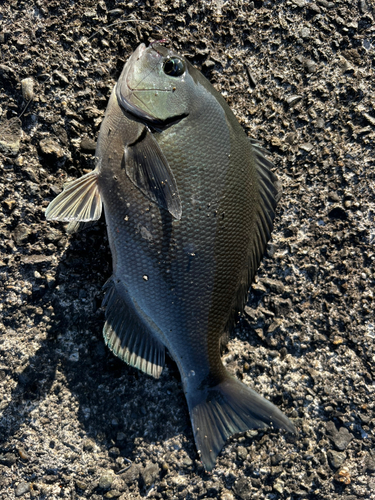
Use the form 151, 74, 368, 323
363, 113, 375, 127
203, 59, 215, 70
286, 95, 302, 107
109, 447, 120, 457
4, 198, 16, 210
233, 477, 251, 500
98, 471, 114, 489
334, 466, 351, 485
221, 491, 235, 500
327, 450, 346, 469
261, 278, 284, 294
116, 432, 126, 442
326, 422, 353, 451
108, 8, 124, 16
273, 479, 284, 494
300, 27, 310, 39
0, 117, 22, 156
271, 136, 282, 147
0, 452, 17, 466
53, 70, 69, 85
15, 482, 30, 497
303, 59, 317, 73
300, 142, 314, 152
82, 438, 96, 451
307, 3, 321, 14
21, 77, 34, 101
364, 455, 375, 472
17, 447, 30, 460
271, 453, 283, 466
13, 224, 31, 245
359, 0, 368, 14
140, 462, 159, 488
121, 464, 140, 484
80, 137, 97, 153
75, 480, 87, 490
237, 446, 247, 460
182, 455, 193, 466
39, 137, 64, 159
104, 490, 121, 498
0, 64, 17, 84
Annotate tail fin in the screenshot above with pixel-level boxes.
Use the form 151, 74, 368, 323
187, 375, 295, 472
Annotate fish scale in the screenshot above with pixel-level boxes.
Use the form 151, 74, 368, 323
45, 42, 295, 471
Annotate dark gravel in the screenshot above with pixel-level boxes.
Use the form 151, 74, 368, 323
1, 0, 375, 499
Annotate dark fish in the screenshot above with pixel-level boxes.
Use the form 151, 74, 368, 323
45, 43, 295, 471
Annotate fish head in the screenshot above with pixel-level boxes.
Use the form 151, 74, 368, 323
116, 43, 194, 126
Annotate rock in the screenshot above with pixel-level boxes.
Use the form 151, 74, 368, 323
0, 452, 17, 466
21, 77, 34, 101
326, 422, 353, 451
121, 464, 140, 484
327, 450, 346, 469
237, 446, 247, 460
13, 224, 31, 245
261, 278, 284, 294
82, 438, 96, 451
300, 142, 314, 152
286, 95, 302, 107
98, 471, 114, 489
233, 477, 252, 500
104, 490, 122, 498
273, 479, 284, 494
0, 64, 17, 85
221, 491, 235, 500
75, 479, 87, 490
39, 137, 64, 159
140, 462, 159, 488
80, 137, 97, 153
17, 447, 30, 460
203, 59, 215, 70
15, 482, 30, 497
303, 59, 317, 74
0, 117, 22, 156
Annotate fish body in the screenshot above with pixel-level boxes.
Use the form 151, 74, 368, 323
46, 43, 294, 470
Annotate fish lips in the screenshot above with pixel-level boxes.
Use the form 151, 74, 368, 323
116, 43, 187, 128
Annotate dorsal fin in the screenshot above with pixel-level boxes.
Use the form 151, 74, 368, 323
226, 141, 281, 333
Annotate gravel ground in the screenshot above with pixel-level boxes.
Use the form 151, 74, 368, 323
1, 0, 375, 499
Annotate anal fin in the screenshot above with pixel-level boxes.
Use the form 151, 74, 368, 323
45, 170, 102, 222
102, 279, 165, 379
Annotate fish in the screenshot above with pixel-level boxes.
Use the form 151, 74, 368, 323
45, 42, 295, 471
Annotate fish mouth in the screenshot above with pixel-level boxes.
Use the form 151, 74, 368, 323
116, 44, 186, 128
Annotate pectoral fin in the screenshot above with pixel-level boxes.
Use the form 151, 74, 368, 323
45, 170, 102, 222
125, 128, 182, 220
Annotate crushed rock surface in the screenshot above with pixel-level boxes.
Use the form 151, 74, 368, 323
1, 0, 375, 499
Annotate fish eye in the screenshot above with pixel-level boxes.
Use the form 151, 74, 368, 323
163, 57, 185, 77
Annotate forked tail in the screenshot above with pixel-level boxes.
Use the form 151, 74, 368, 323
186, 374, 295, 471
